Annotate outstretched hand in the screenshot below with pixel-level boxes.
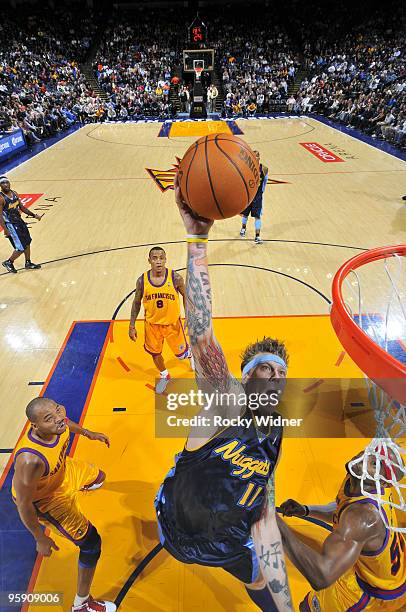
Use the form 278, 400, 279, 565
279, 498, 307, 517
174, 171, 214, 236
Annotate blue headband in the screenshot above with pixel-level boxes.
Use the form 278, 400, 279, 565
242, 353, 287, 378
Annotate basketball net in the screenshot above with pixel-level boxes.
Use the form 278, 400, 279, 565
331, 247, 406, 532
194, 67, 203, 82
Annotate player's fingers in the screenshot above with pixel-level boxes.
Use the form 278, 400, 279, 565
173, 172, 184, 206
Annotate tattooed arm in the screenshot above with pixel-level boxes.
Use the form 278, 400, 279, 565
252, 481, 294, 612
185, 240, 232, 387
174, 174, 245, 446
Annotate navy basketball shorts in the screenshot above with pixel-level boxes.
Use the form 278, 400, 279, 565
241, 196, 263, 219
155, 488, 259, 584
5, 220, 32, 251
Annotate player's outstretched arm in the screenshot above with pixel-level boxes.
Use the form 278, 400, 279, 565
252, 490, 294, 611
174, 173, 237, 393
276, 503, 379, 590
66, 418, 110, 446
17, 194, 42, 220
280, 498, 337, 524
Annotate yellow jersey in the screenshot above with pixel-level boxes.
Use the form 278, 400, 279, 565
12, 425, 70, 501
142, 268, 181, 325
333, 475, 406, 598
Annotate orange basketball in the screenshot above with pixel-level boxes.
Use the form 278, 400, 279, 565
178, 133, 260, 220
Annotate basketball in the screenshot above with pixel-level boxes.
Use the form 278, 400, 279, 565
178, 133, 261, 220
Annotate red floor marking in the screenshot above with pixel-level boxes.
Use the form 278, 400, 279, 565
117, 356, 130, 372
335, 351, 346, 367
303, 379, 324, 393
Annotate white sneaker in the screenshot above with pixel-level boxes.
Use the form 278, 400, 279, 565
240, 228, 246, 237
72, 597, 116, 612
84, 482, 104, 491
156, 374, 171, 394
81, 471, 105, 492
254, 236, 263, 244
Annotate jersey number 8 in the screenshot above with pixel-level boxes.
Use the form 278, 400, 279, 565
156, 300, 164, 308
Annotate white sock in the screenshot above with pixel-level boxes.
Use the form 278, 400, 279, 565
160, 369, 169, 378
74, 594, 89, 606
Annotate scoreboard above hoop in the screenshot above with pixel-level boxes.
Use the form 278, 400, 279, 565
189, 23, 207, 44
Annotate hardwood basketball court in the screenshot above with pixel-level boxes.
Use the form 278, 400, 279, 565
0, 117, 405, 610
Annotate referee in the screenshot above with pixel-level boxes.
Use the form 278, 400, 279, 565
0, 176, 43, 273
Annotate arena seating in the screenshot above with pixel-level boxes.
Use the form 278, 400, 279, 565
1, 4, 404, 150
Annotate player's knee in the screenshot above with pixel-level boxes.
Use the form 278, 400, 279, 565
78, 524, 101, 568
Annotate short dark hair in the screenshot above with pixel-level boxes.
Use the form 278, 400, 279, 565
240, 336, 289, 371
148, 246, 166, 258
26, 397, 49, 422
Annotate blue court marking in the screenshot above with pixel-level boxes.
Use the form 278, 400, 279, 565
158, 122, 172, 137
354, 314, 406, 365
157, 118, 244, 137
0, 321, 110, 607
226, 120, 244, 135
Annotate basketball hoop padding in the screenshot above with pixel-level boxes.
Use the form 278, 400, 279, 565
330, 245, 406, 405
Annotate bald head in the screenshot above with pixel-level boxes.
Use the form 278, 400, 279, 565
26, 397, 55, 423
349, 445, 405, 485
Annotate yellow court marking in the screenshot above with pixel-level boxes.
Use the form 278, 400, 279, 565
28, 315, 377, 611
169, 120, 233, 137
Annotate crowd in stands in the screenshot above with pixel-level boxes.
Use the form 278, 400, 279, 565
293, 31, 405, 146
0, 7, 100, 144
93, 14, 183, 120
217, 3, 405, 148
0, 1, 404, 151
216, 17, 300, 117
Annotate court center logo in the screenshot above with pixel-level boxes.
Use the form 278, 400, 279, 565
146, 158, 289, 192
146, 163, 179, 192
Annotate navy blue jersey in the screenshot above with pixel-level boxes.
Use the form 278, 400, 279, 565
252, 164, 266, 204
155, 411, 282, 569
1, 191, 21, 224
